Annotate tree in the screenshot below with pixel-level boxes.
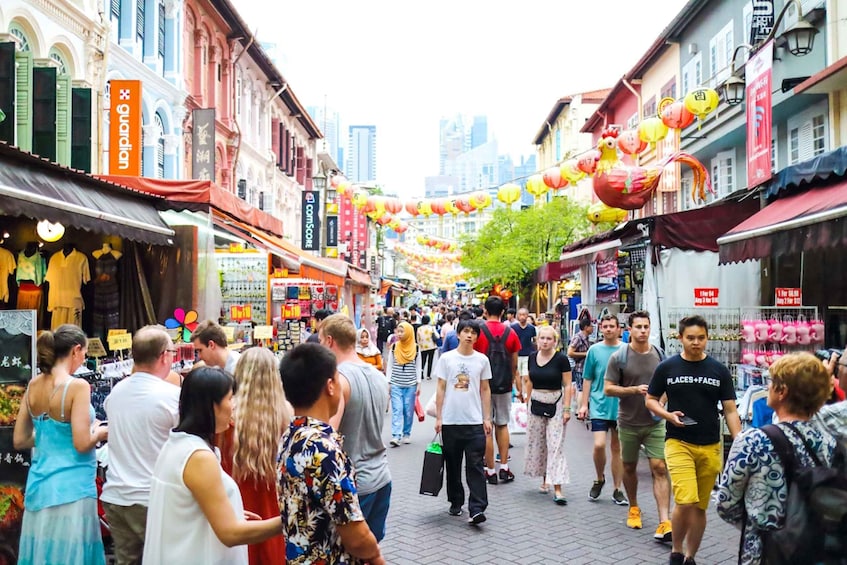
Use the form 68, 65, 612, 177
460, 195, 601, 291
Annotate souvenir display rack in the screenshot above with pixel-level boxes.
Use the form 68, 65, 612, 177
218, 252, 269, 324
663, 308, 741, 367
274, 319, 304, 353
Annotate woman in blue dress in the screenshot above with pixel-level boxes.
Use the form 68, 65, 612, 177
13, 324, 108, 565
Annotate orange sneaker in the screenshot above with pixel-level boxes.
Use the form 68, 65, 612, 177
626, 506, 642, 529
654, 520, 672, 542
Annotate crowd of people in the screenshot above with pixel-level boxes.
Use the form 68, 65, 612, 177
10, 295, 847, 564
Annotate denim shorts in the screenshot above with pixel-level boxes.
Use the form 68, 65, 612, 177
590, 419, 617, 433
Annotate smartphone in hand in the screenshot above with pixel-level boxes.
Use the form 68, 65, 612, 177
680, 416, 697, 426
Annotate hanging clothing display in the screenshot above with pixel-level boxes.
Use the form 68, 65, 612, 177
92, 252, 120, 338
45, 250, 91, 330
0, 248, 15, 303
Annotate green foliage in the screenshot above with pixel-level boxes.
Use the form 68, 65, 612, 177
459, 195, 597, 289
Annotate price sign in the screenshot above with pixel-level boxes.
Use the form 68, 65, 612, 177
107, 329, 127, 338
228, 243, 245, 253
253, 325, 274, 340
108, 332, 133, 351
694, 288, 719, 307
775, 288, 802, 307
230, 305, 253, 322
87, 338, 107, 358
222, 326, 235, 343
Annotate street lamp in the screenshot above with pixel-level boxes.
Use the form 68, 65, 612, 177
312, 167, 327, 192
719, 0, 819, 106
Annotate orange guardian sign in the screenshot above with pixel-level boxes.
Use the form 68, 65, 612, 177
109, 80, 142, 176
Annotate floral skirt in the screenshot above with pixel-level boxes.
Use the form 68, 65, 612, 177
524, 389, 570, 486
18, 497, 105, 565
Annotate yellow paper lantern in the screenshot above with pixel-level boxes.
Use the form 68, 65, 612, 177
351, 190, 368, 209
417, 200, 433, 217
638, 117, 669, 147
416, 234, 429, 246
525, 174, 549, 199
469, 191, 492, 210
683, 87, 720, 129
497, 183, 521, 205
445, 199, 460, 215
336, 181, 351, 197
560, 160, 585, 184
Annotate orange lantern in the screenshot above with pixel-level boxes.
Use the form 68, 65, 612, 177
405, 200, 419, 217
384, 197, 403, 214
577, 150, 600, 174
455, 197, 474, 214
430, 198, 447, 216
543, 166, 568, 189
617, 129, 647, 155
376, 213, 392, 226
330, 175, 343, 188
660, 99, 695, 130
394, 222, 408, 234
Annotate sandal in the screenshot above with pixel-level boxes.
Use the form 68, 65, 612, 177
553, 495, 568, 506
538, 484, 550, 494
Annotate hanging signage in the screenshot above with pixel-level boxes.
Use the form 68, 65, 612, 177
108, 80, 142, 176
301, 191, 320, 251
326, 215, 338, 248
746, 40, 773, 188
694, 288, 719, 307
749, 0, 775, 45
775, 287, 802, 307
192, 108, 216, 181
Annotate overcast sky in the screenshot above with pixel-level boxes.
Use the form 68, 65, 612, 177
237, 0, 689, 198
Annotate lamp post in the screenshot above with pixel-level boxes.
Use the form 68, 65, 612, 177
720, 0, 819, 106
312, 166, 328, 257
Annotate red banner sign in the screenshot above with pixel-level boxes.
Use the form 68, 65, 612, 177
694, 288, 720, 307
775, 287, 802, 307
746, 40, 773, 188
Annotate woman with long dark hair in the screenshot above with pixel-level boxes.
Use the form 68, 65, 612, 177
143, 367, 281, 564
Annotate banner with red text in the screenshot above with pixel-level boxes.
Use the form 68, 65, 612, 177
746, 40, 773, 188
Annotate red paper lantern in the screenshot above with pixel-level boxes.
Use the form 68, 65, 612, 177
660, 100, 695, 130
394, 222, 408, 234
617, 129, 647, 155
377, 213, 392, 226
455, 197, 474, 214
430, 198, 447, 216
426, 238, 438, 247
330, 174, 344, 188
543, 166, 568, 189
439, 242, 451, 251
384, 197, 403, 214
577, 150, 600, 174
404, 201, 419, 216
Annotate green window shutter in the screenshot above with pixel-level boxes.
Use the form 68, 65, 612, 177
55, 74, 71, 165
0, 43, 15, 144
31, 66, 56, 161
14, 50, 32, 151
70, 88, 92, 172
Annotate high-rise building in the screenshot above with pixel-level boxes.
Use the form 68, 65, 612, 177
439, 115, 466, 175
448, 139, 499, 194
307, 105, 344, 173
515, 154, 538, 208
424, 175, 458, 198
470, 116, 488, 149
347, 125, 376, 183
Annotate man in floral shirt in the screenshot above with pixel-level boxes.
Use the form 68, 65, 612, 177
278, 343, 385, 565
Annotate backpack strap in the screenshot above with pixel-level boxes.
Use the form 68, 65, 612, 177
781, 421, 824, 467
761, 424, 798, 481
479, 322, 494, 343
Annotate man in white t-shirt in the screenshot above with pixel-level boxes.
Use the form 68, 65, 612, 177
190, 320, 240, 374
102, 325, 180, 564
434, 319, 493, 526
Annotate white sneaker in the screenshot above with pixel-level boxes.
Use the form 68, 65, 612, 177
390, 438, 400, 447
402, 436, 411, 444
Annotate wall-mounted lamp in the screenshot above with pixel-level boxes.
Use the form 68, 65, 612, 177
36, 220, 65, 242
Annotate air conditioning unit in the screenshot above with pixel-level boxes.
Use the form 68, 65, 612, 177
237, 179, 247, 200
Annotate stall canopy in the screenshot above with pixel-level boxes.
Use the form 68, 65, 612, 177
536, 222, 645, 282
762, 145, 847, 199
0, 142, 174, 245
96, 175, 284, 238
718, 180, 847, 264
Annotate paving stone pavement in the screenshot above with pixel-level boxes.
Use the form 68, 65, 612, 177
379, 378, 739, 564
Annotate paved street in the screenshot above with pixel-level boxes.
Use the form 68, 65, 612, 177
379, 377, 739, 564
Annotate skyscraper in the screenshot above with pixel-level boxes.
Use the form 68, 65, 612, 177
306, 105, 344, 171
347, 125, 376, 183
439, 116, 466, 175
470, 116, 488, 149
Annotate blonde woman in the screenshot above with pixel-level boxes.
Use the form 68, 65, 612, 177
523, 325, 573, 505
217, 347, 291, 565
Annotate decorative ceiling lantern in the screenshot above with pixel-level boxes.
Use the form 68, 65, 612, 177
542, 166, 568, 189
497, 183, 521, 205
36, 220, 65, 242
660, 98, 695, 129
469, 191, 492, 210
405, 200, 420, 217
638, 117, 669, 148
525, 174, 549, 199
617, 129, 647, 155
683, 87, 720, 129
560, 159, 585, 183
577, 150, 600, 175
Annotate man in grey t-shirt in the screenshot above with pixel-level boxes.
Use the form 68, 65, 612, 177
604, 311, 671, 541
323, 314, 392, 542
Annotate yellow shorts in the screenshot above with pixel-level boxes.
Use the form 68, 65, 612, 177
664, 439, 722, 510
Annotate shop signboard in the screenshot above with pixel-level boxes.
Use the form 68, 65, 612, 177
775, 287, 802, 307
326, 215, 338, 248
694, 288, 719, 307
191, 108, 216, 181
748, 0, 774, 44
746, 40, 773, 188
301, 191, 320, 251
108, 80, 142, 176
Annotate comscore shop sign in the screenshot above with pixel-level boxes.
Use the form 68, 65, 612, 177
109, 80, 142, 176
301, 191, 321, 251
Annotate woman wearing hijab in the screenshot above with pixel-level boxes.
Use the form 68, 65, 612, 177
356, 328, 384, 372
386, 321, 421, 446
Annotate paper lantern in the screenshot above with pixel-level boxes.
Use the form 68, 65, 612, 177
587, 201, 628, 224
542, 167, 568, 189
455, 197, 474, 214
416, 234, 429, 245
617, 129, 647, 155
638, 117, 669, 147
577, 150, 600, 174
394, 222, 408, 234
405, 200, 420, 217
376, 213, 392, 226
660, 100, 695, 130
336, 181, 351, 197
417, 200, 433, 217
351, 190, 369, 209
469, 191, 492, 210
525, 174, 549, 199
445, 199, 460, 215
497, 183, 521, 205
560, 160, 585, 184
384, 197, 403, 214
684, 88, 720, 129
430, 198, 447, 216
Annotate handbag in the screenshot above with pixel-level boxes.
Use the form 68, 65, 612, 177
419, 435, 444, 496
530, 392, 562, 419
414, 396, 425, 422
508, 401, 527, 435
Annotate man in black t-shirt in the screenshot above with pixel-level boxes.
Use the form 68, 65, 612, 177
646, 315, 741, 565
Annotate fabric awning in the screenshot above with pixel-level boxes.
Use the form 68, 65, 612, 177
0, 143, 174, 245
346, 265, 373, 288
762, 146, 847, 199
96, 175, 284, 238
651, 196, 760, 253
718, 180, 847, 264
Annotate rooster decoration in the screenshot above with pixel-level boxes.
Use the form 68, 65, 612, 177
588, 128, 712, 210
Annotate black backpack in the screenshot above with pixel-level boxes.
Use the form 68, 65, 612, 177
615, 344, 666, 371
756, 422, 847, 565
480, 324, 513, 394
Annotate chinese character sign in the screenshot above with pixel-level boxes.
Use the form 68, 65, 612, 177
192, 109, 216, 181
694, 288, 720, 307
746, 40, 773, 188
109, 80, 142, 176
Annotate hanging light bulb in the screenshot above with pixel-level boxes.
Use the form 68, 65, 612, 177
36, 220, 65, 242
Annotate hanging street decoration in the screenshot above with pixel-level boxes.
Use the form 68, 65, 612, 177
587, 201, 628, 224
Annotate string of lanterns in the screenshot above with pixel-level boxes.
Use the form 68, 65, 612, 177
395, 244, 463, 264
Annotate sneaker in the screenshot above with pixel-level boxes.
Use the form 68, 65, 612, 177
494, 453, 512, 463
448, 505, 463, 516
389, 438, 400, 447
626, 506, 642, 529
486, 472, 498, 485
669, 553, 685, 565
498, 468, 515, 483
468, 512, 486, 525
654, 520, 673, 542
588, 479, 605, 501
683, 558, 696, 565
612, 489, 629, 506
402, 436, 411, 444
